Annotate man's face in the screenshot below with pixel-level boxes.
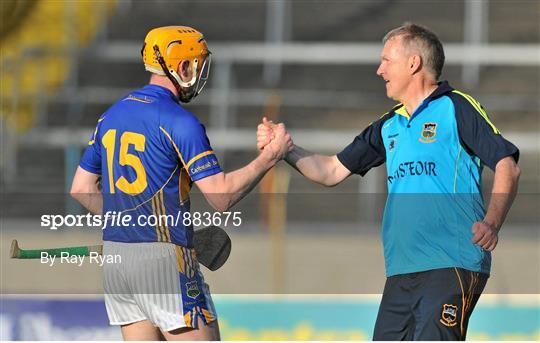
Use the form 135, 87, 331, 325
376, 36, 412, 101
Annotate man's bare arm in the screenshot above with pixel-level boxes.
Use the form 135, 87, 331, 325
484, 156, 521, 229
196, 123, 292, 211
471, 156, 521, 251
70, 166, 103, 215
257, 118, 350, 187
195, 154, 276, 212
285, 145, 351, 187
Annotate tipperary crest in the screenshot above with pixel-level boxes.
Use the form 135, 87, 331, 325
439, 304, 458, 327
185, 281, 201, 299
419, 122, 437, 143
389, 138, 396, 152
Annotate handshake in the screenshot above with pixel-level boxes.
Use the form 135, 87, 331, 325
256, 116, 294, 161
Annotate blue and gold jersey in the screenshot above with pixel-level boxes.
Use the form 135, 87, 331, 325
79, 85, 221, 247
337, 81, 519, 276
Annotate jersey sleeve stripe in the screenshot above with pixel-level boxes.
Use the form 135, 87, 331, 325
159, 126, 188, 168
452, 90, 500, 134
369, 103, 401, 125
88, 117, 106, 145
185, 150, 215, 169
88, 127, 98, 145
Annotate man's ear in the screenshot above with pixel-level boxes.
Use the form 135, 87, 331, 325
410, 54, 422, 75
177, 60, 191, 79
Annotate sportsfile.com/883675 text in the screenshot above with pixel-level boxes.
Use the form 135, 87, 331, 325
40, 211, 242, 230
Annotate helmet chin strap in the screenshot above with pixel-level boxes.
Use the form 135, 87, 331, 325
153, 45, 197, 103
178, 87, 197, 103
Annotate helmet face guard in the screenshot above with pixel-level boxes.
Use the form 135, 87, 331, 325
191, 53, 211, 98
142, 26, 211, 103
176, 54, 211, 103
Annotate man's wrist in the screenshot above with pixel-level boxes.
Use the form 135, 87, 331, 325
284, 145, 297, 164
482, 218, 501, 232
257, 149, 278, 168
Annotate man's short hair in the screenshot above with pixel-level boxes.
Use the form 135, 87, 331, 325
383, 23, 445, 80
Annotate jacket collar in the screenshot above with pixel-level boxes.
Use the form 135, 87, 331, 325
391, 80, 454, 119
428, 80, 454, 100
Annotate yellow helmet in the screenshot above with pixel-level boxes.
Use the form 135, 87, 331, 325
141, 26, 211, 102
